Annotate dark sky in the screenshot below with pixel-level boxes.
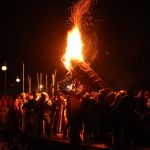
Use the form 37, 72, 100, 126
0, 0, 150, 95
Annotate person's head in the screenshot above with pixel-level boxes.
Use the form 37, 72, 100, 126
32, 91, 38, 99
21, 92, 26, 99
29, 94, 33, 100
126, 89, 133, 96
41, 92, 49, 100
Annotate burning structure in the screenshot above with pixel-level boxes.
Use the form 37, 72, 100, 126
59, 61, 108, 93
59, 0, 108, 94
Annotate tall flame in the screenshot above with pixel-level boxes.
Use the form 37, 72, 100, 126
63, 25, 83, 70
62, 0, 93, 70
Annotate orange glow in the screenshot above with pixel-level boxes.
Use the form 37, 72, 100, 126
63, 25, 84, 70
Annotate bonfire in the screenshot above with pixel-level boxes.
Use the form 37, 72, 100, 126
59, 0, 108, 94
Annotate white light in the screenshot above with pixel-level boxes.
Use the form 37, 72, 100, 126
16, 77, 20, 83
67, 85, 70, 89
67, 84, 72, 90
1, 65, 7, 71
40, 85, 43, 89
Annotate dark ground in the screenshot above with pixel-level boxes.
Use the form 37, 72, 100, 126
0, 129, 150, 150
0, 129, 110, 150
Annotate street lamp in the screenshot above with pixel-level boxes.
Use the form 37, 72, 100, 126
1, 62, 7, 97
16, 76, 20, 95
40, 84, 43, 92
16, 76, 21, 83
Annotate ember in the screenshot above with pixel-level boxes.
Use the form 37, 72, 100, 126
60, 0, 108, 93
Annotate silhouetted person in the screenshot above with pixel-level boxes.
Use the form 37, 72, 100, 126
65, 90, 82, 149
7, 96, 20, 145
113, 89, 136, 148
37, 92, 52, 137
80, 93, 97, 141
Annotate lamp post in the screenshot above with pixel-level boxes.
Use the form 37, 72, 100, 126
16, 76, 20, 95
1, 62, 7, 97
16, 76, 21, 83
40, 84, 43, 92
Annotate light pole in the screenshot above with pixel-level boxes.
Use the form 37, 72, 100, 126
1, 62, 7, 97
16, 76, 21, 83
16, 76, 20, 95
40, 84, 43, 92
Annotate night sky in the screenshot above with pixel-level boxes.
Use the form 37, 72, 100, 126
0, 0, 150, 95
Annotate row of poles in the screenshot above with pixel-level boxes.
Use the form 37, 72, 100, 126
1, 62, 57, 96
25, 64, 57, 95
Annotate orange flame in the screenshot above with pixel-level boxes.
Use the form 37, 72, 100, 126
63, 25, 84, 70
62, 0, 93, 71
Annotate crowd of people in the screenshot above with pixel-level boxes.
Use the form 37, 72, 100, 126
0, 88, 150, 148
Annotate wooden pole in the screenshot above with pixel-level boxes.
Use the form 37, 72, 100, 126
23, 63, 24, 93
51, 69, 57, 96
30, 76, 31, 94
40, 72, 42, 92
37, 73, 39, 91
54, 69, 57, 94
28, 75, 29, 94
28, 75, 31, 94
52, 74, 55, 96
46, 73, 48, 92
40, 72, 42, 86
54, 69, 57, 79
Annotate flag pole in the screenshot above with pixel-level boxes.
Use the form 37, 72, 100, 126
46, 73, 48, 92
28, 75, 31, 94
23, 63, 25, 93
37, 73, 39, 91
40, 72, 42, 92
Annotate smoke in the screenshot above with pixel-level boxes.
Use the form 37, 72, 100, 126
83, 31, 99, 65
70, 0, 95, 31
